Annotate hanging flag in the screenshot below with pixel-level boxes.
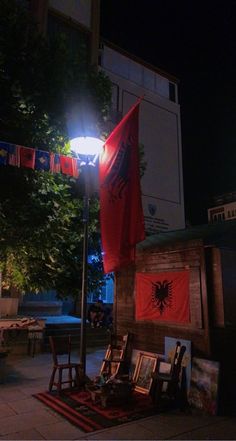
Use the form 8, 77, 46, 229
0, 141, 9, 165
60, 155, 74, 176
99, 98, 145, 273
72, 157, 80, 178
35, 150, 50, 171
50, 153, 61, 173
135, 271, 190, 323
19, 146, 35, 169
8, 143, 20, 166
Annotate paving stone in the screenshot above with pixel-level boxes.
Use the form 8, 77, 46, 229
0, 409, 60, 436
36, 421, 85, 440
138, 413, 228, 439
0, 428, 44, 440
0, 388, 28, 402
0, 402, 16, 418
85, 421, 154, 440
171, 417, 236, 439
7, 397, 45, 414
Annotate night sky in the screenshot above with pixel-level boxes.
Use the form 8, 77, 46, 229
100, 0, 236, 225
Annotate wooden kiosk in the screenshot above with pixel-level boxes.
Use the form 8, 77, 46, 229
114, 219, 236, 414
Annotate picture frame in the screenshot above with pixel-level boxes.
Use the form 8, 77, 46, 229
133, 352, 158, 394
188, 357, 220, 415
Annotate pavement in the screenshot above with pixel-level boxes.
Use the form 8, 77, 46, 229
0, 348, 236, 440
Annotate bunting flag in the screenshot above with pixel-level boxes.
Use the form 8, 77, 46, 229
19, 146, 35, 169
135, 271, 190, 323
8, 143, 20, 166
72, 157, 80, 178
60, 155, 74, 176
50, 153, 61, 173
0, 142, 9, 165
99, 98, 145, 274
35, 150, 50, 171
0, 140, 81, 179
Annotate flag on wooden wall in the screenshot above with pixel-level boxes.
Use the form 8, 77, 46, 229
135, 271, 190, 323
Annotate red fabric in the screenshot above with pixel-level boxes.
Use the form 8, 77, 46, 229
71, 157, 80, 178
135, 271, 190, 323
50, 153, 61, 173
99, 99, 145, 273
19, 146, 35, 169
60, 155, 74, 176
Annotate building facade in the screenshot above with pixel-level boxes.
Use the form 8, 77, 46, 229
208, 192, 236, 223
30, 0, 185, 235
100, 42, 185, 234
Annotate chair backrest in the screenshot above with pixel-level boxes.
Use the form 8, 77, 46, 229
170, 341, 186, 380
49, 335, 72, 365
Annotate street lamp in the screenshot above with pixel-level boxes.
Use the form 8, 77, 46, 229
70, 136, 104, 375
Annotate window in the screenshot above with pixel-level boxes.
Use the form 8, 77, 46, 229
47, 12, 90, 68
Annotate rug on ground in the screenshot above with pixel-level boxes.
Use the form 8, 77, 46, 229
33, 389, 157, 433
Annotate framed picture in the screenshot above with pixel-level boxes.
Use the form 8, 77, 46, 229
133, 352, 158, 394
188, 357, 220, 415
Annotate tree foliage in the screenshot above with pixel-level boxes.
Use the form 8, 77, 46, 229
0, 0, 112, 297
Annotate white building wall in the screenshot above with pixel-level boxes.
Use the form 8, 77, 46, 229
208, 201, 236, 223
101, 44, 185, 233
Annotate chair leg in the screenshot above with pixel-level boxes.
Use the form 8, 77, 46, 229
74, 365, 80, 387
153, 379, 164, 407
58, 367, 63, 393
68, 367, 73, 388
49, 367, 57, 392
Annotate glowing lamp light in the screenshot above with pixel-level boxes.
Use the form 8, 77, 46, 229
70, 136, 104, 157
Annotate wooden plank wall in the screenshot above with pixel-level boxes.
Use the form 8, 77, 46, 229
115, 239, 211, 358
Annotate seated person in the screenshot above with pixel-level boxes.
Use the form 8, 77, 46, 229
88, 300, 105, 328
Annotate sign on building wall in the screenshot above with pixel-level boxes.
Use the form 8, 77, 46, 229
123, 92, 185, 233
102, 44, 185, 234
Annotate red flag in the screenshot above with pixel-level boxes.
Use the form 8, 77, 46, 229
135, 271, 190, 323
99, 98, 145, 273
19, 146, 35, 169
60, 155, 74, 176
72, 157, 80, 178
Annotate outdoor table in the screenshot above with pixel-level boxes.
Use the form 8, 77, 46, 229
0, 318, 45, 356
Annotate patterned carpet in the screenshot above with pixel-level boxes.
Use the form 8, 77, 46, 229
34, 389, 157, 433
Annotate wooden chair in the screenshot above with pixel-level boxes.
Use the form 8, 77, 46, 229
100, 333, 131, 378
48, 335, 83, 393
151, 341, 186, 408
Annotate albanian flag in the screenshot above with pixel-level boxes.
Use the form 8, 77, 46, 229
99, 98, 145, 273
135, 271, 190, 323
19, 146, 35, 169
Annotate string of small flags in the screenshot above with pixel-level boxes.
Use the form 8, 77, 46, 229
0, 140, 80, 178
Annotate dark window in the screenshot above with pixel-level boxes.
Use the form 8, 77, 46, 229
169, 82, 176, 102
47, 12, 90, 68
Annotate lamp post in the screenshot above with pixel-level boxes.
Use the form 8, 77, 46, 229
70, 136, 104, 375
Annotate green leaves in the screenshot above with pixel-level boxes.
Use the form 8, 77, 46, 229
0, 0, 112, 297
